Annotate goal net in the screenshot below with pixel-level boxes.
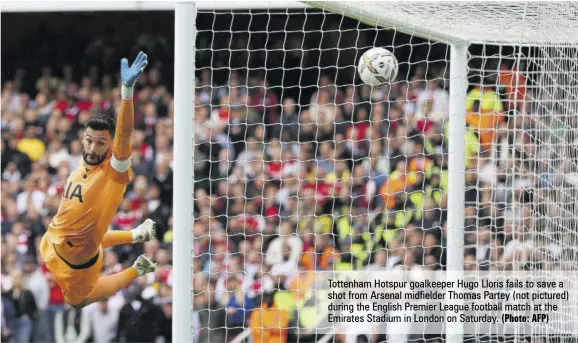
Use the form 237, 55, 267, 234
190, 2, 578, 342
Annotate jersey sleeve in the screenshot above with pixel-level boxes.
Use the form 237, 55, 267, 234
112, 99, 134, 167
111, 98, 134, 179
111, 166, 133, 184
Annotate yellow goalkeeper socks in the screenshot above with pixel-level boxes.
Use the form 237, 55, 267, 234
101, 231, 133, 248
86, 267, 139, 304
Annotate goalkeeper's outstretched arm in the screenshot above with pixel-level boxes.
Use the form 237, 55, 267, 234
112, 51, 148, 170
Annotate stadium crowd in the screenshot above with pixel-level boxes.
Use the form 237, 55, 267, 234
1, 54, 175, 342
2, 13, 577, 343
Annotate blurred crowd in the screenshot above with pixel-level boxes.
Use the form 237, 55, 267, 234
1, 57, 175, 342
190, 61, 578, 343
2, 13, 578, 343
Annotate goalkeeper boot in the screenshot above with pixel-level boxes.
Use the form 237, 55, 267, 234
133, 254, 156, 276
132, 219, 157, 243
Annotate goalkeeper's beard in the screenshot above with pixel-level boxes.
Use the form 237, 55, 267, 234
83, 151, 108, 166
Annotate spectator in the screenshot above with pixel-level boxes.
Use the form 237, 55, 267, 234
16, 178, 45, 216
16, 126, 45, 163
273, 98, 299, 141
364, 249, 387, 271
22, 255, 49, 343
54, 306, 91, 343
248, 292, 290, 343
36, 263, 65, 343
4, 270, 38, 343
116, 286, 162, 343
224, 277, 254, 341
497, 63, 528, 113
84, 300, 118, 343
1, 289, 15, 342
195, 282, 226, 343
157, 297, 173, 343
46, 139, 70, 170
466, 99, 505, 152
113, 199, 142, 231
415, 79, 448, 121
3, 161, 22, 185
67, 140, 83, 170
154, 159, 173, 207
265, 221, 302, 267
249, 79, 280, 125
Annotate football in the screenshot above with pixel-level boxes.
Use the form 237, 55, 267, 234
357, 47, 398, 86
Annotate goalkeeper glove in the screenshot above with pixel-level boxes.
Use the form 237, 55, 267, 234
120, 51, 148, 99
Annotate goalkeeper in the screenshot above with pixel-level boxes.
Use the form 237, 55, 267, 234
39, 52, 157, 309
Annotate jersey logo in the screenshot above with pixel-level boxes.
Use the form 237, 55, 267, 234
62, 181, 84, 203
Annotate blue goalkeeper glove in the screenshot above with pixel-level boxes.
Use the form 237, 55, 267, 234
121, 51, 148, 87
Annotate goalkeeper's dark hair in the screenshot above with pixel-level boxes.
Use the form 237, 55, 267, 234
86, 115, 116, 136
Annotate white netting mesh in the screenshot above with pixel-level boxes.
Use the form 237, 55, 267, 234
309, 1, 578, 45
515, 46, 578, 253
192, 4, 578, 343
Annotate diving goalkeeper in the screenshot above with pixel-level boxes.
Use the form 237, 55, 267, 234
39, 51, 157, 309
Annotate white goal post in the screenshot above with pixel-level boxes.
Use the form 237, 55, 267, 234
174, 3, 196, 343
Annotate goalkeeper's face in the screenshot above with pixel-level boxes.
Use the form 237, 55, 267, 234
82, 129, 112, 166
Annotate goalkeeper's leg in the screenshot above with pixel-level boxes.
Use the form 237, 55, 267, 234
71, 254, 156, 309
102, 219, 156, 248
